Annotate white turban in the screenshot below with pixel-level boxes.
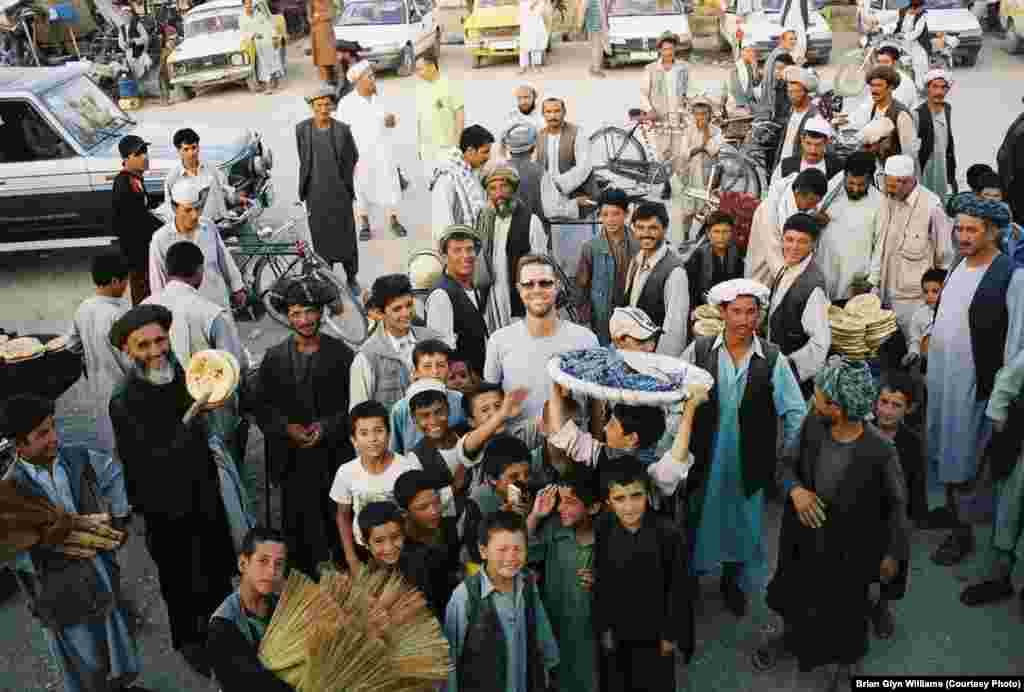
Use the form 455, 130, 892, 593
924, 68, 952, 89
170, 178, 203, 206
884, 155, 915, 178
860, 118, 894, 144
783, 66, 818, 93
803, 115, 833, 139
347, 60, 372, 83
707, 279, 771, 307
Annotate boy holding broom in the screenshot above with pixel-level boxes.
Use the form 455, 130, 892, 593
1, 394, 144, 692
207, 527, 293, 692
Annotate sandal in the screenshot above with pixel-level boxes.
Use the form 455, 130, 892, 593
751, 635, 791, 672
871, 600, 895, 639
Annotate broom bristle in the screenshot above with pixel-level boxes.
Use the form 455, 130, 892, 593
258, 571, 329, 674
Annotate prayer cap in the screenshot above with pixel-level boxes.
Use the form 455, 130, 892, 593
109, 304, 173, 349
118, 134, 150, 159
1, 394, 54, 439
924, 68, 952, 89
609, 307, 661, 341
783, 212, 821, 240
347, 60, 373, 83
783, 66, 818, 92
884, 155, 915, 178
483, 164, 520, 189
706, 278, 770, 307
406, 378, 447, 405
305, 83, 336, 104
503, 123, 538, 154
170, 177, 204, 206
394, 469, 440, 509
600, 187, 630, 211
357, 501, 404, 538
814, 356, 877, 421
802, 115, 833, 139
945, 192, 1011, 227
859, 118, 894, 145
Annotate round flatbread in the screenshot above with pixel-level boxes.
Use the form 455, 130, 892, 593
693, 318, 724, 338
846, 294, 882, 317
1, 337, 44, 362
186, 350, 239, 405
45, 336, 69, 352
695, 304, 721, 321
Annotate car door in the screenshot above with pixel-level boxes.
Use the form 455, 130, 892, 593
0, 99, 98, 248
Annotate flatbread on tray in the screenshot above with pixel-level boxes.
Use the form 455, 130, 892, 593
186, 350, 239, 405
1, 337, 45, 362
45, 336, 69, 352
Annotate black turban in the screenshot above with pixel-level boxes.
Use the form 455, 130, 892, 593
109, 304, 173, 349
393, 469, 440, 509
356, 501, 404, 539
783, 212, 821, 241
1, 394, 54, 439
600, 187, 630, 212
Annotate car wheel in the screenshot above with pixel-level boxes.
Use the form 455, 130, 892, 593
472, 54, 484, 69
279, 45, 288, 78
397, 44, 415, 76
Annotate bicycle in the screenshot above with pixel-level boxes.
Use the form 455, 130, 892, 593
225, 204, 369, 348
588, 109, 675, 196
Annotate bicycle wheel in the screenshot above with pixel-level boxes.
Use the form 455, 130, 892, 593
715, 152, 763, 199
254, 254, 304, 328
549, 254, 583, 326
589, 126, 650, 186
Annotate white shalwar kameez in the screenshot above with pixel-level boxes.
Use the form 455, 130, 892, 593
816, 186, 882, 301
335, 90, 401, 217
239, 10, 282, 83
519, 0, 549, 68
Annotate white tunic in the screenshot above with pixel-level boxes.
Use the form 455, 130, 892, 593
816, 186, 881, 301
519, 0, 549, 53
335, 91, 401, 213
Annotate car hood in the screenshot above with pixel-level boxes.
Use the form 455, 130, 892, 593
609, 14, 692, 37
744, 11, 831, 37
170, 32, 246, 62
89, 123, 253, 172
333, 23, 410, 47
465, 6, 519, 31
925, 8, 981, 32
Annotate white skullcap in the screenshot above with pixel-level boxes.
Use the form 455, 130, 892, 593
860, 118, 894, 144
707, 279, 771, 307
405, 378, 447, 402
924, 68, 952, 88
170, 178, 203, 205
803, 115, 833, 139
609, 307, 661, 341
783, 66, 818, 92
347, 60, 372, 83
516, 81, 538, 93
884, 154, 915, 178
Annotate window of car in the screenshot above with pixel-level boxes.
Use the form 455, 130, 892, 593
185, 11, 242, 38
0, 100, 75, 163
39, 76, 128, 151
610, 0, 683, 16
338, 0, 408, 25
476, 0, 519, 8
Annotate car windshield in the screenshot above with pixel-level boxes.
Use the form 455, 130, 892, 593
924, 0, 961, 9
476, 0, 519, 8
185, 11, 241, 38
610, 0, 682, 16
338, 0, 407, 25
40, 75, 127, 149
762, 0, 825, 12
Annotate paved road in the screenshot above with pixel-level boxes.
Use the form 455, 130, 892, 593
2, 34, 1024, 692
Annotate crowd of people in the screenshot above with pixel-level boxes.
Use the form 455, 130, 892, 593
6, 18, 1024, 692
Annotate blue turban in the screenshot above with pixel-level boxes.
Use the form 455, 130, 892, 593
945, 192, 1012, 228
814, 356, 877, 421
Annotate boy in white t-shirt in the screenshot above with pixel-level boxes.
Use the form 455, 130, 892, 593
331, 400, 421, 571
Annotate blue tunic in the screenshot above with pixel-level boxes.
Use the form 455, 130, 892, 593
683, 337, 807, 593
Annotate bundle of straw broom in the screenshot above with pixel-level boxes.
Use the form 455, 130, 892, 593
0, 479, 125, 563
259, 566, 451, 691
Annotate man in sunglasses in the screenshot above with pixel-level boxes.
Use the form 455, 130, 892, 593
483, 254, 599, 421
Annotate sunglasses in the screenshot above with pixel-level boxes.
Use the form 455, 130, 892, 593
519, 279, 556, 290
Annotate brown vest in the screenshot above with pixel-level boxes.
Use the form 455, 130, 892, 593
536, 122, 579, 175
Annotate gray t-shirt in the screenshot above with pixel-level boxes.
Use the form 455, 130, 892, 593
483, 319, 599, 420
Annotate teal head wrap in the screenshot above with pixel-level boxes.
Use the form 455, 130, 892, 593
814, 356, 877, 421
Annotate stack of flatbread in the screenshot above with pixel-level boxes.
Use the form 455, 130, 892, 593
186, 350, 241, 406
693, 304, 724, 338
829, 306, 870, 359
0, 337, 45, 364
45, 336, 69, 353
828, 295, 899, 359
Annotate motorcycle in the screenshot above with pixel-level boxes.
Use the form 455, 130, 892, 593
0, 0, 45, 66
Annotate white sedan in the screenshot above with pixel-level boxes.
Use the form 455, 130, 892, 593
719, 0, 834, 64
605, 0, 694, 67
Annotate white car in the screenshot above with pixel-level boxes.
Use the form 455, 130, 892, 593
858, 0, 983, 66
605, 0, 694, 67
720, 0, 833, 64
333, 0, 441, 76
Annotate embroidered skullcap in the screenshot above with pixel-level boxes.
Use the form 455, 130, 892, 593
814, 356, 877, 421
783, 212, 821, 240
945, 192, 1011, 228
170, 177, 203, 205
860, 118, 894, 144
609, 307, 661, 341
483, 163, 520, 189
305, 83, 336, 104
706, 278, 770, 307
109, 304, 173, 349
600, 187, 630, 211
802, 115, 833, 139
1, 394, 54, 439
884, 154, 915, 178
924, 68, 952, 89
356, 501, 404, 539
347, 60, 372, 83
783, 66, 818, 92
503, 122, 538, 154
393, 469, 440, 509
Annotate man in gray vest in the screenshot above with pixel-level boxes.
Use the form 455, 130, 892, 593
623, 201, 689, 357
682, 278, 807, 617
535, 96, 592, 200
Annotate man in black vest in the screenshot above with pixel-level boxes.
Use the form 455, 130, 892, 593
623, 202, 689, 357
928, 193, 1019, 567
426, 224, 489, 379
765, 213, 831, 397
682, 278, 808, 617
916, 69, 958, 200
997, 98, 1024, 223
772, 66, 819, 182
777, 115, 843, 182
866, 66, 917, 158
757, 357, 909, 689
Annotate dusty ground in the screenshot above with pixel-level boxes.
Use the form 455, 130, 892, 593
2, 26, 1024, 691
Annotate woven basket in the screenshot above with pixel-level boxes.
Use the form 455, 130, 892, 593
547, 349, 713, 406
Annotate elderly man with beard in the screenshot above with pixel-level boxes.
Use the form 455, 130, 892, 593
149, 179, 246, 313
536, 96, 593, 201
868, 155, 953, 337
503, 83, 544, 147
814, 152, 882, 303
108, 305, 236, 677
927, 194, 1021, 568
485, 254, 599, 421
866, 66, 917, 159
251, 276, 356, 579
426, 225, 490, 379
682, 279, 807, 617
475, 164, 548, 332
758, 358, 909, 689
747, 168, 828, 286
860, 118, 897, 176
